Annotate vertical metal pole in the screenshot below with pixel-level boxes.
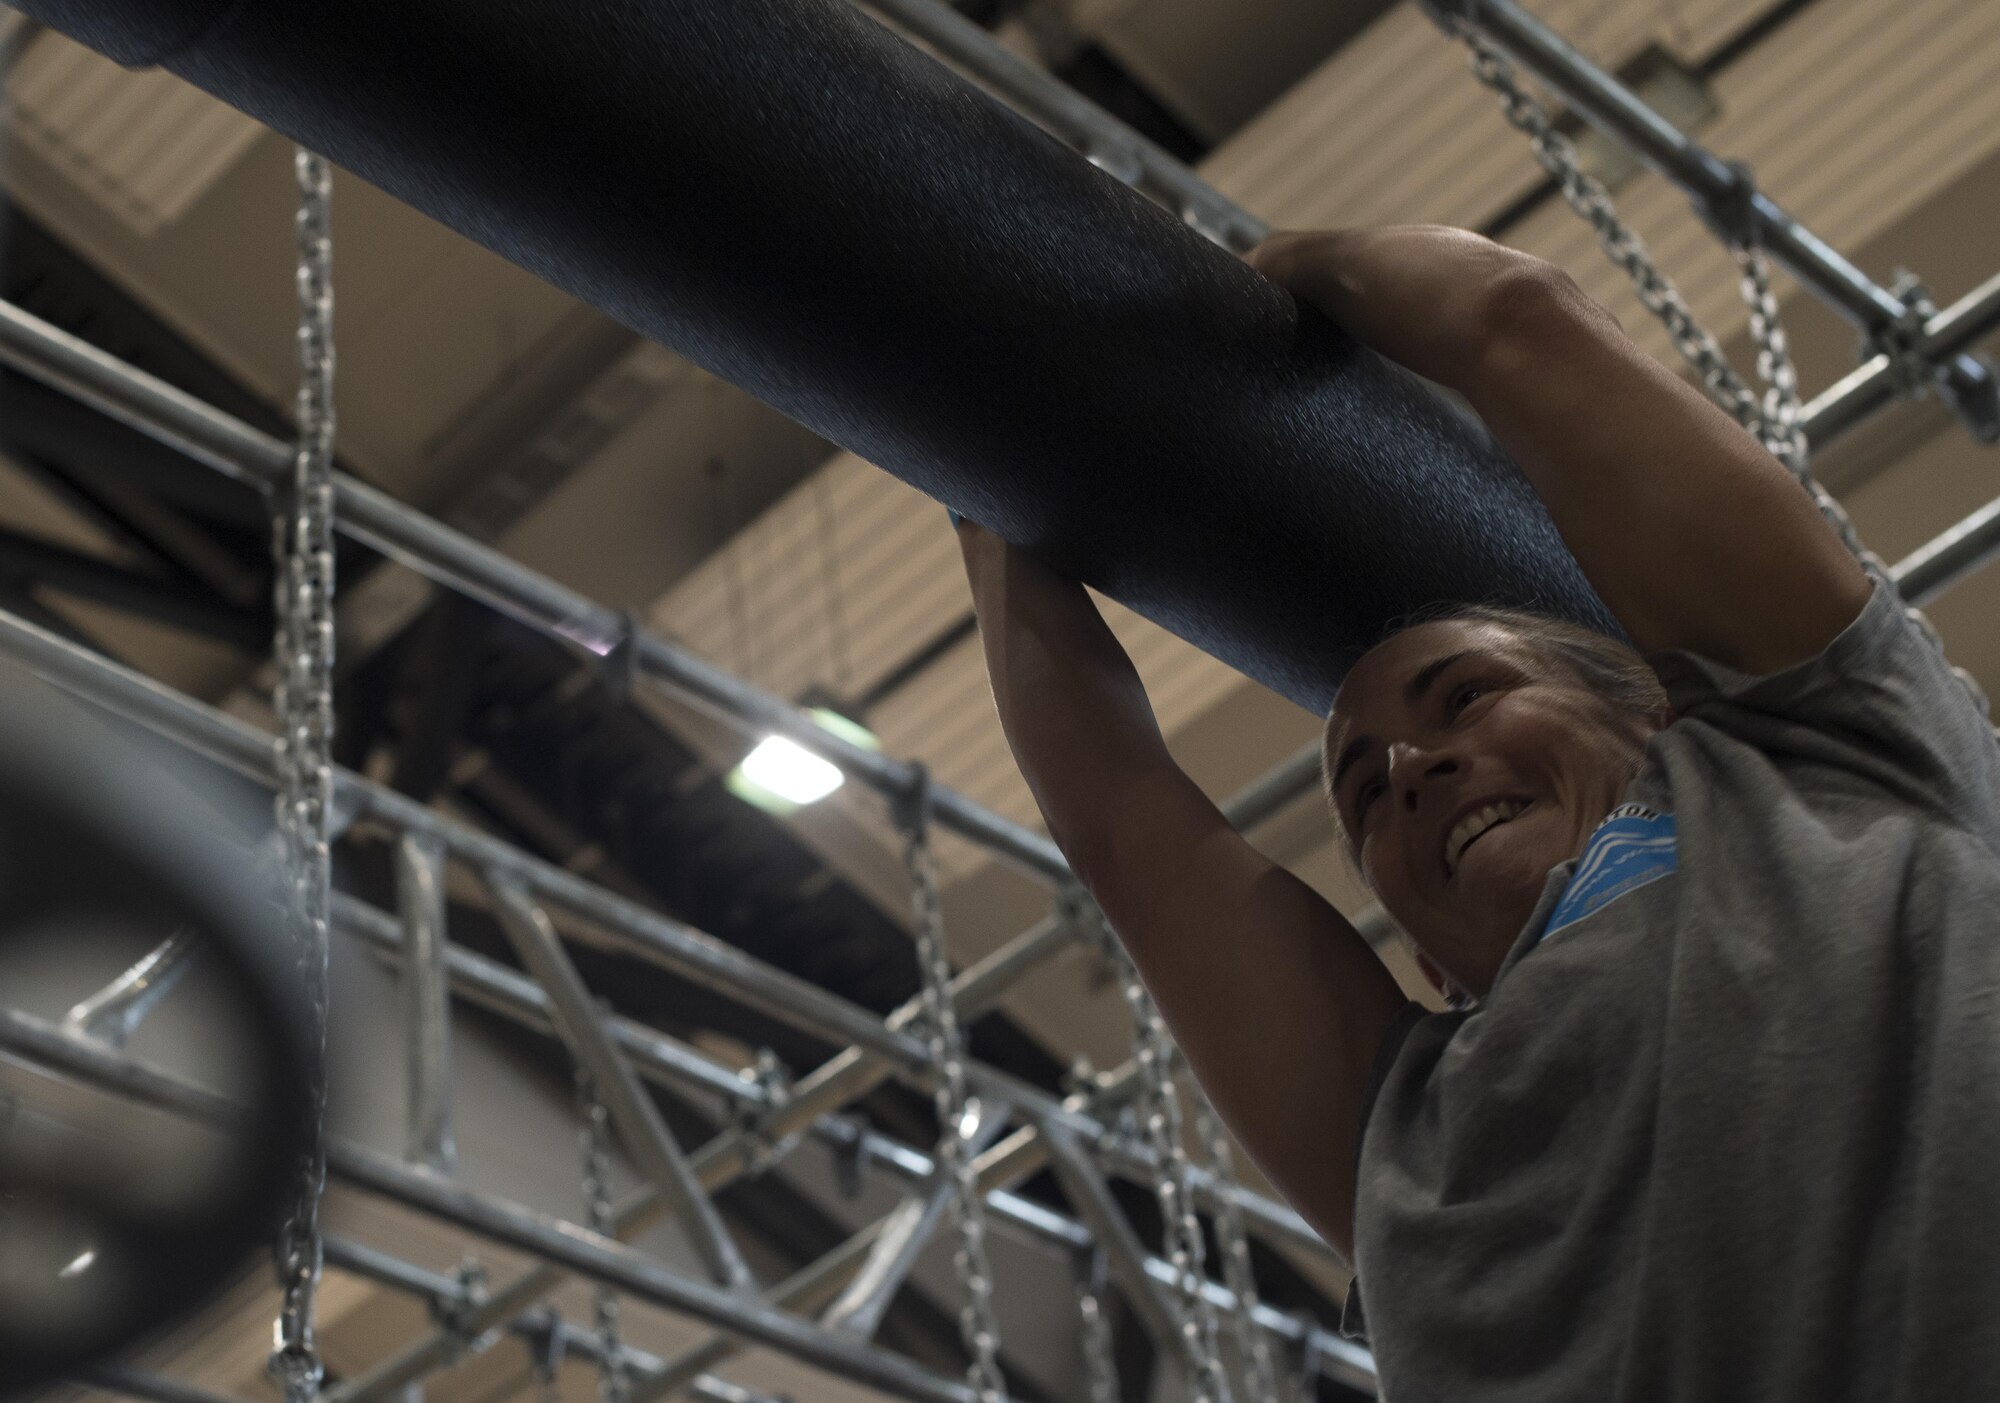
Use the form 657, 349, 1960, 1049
394, 833, 456, 1173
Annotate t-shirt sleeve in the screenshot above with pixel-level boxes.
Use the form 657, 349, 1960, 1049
1645, 582, 2000, 835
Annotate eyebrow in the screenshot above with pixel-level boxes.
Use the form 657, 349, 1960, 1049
1406, 650, 1476, 706
1329, 650, 1484, 795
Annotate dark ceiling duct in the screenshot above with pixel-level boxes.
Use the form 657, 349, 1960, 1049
16, 0, 1612, 711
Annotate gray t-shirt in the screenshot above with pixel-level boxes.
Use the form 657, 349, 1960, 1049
1350, 584, 2000, 1401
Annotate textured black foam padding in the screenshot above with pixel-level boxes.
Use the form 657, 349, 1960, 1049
19, 0, 1615, 711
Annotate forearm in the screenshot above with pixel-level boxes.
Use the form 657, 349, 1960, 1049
958, 523, 1406, 1260
1254, 226, 1870, 670
1460, 280, 1870, 668
958, 524, 1173, 874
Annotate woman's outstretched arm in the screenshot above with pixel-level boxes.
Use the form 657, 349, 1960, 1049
1252, 227, 1872, 675
959, 519, 1406, 1261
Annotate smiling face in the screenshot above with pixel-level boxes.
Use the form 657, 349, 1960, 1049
1325, 615, 1667, 998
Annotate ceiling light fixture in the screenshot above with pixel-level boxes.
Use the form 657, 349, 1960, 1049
726, 708, 879, 814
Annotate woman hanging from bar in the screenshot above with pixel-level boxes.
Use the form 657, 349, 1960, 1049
958, 224, 2000, 1401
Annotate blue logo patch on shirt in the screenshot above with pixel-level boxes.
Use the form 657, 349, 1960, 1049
1540, 803, 1678, 941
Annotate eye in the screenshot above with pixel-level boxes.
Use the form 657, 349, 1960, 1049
1353, 774, 1386, 826
1447, 679, 1490, 719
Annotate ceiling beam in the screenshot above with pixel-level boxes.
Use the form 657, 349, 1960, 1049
0, 521, 268, 647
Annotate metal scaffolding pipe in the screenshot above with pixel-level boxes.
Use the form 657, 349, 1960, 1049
1, 1004, 1378, 1397
1459, 0, 1911, 334
333, 1143, 984, 1403
1892, 494, 2000, 607
321, 1235, 788, 1403
849, 0, 1263, 250
484, 872, 756, 1293
0, 604, 1324, 1253
0, 1007, 980, 1403
860, 0, 2000, 455
0, 297, 1063, 879
394, 832, 456, 1172
0, 607, 1358, 1366
16, 0, 1620, 717
1801, 270, 2000, 452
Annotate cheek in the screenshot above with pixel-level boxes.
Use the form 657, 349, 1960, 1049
1491, 698, 1644, 792
1360, 834, 1423, 907
1487, 694, 1596, 758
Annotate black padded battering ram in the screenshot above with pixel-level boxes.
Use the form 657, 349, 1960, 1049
18, 0, 1614, 713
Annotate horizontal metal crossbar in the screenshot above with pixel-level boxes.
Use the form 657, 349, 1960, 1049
0, 604, 1376, 1397
0, 1007, 1381, 1399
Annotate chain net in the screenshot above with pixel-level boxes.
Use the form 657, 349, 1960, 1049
1187, 1078, 1281, 1403
1447, 20, 1989, 720
1101, 911, 1232, 1403
269, 147, 337, 1403
900, 773, 1009, 1403
1072, 1251, 1122, 1403
576, 1071, 631, 1403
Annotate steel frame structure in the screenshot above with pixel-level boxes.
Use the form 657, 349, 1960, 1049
4, 2, 2000, 1402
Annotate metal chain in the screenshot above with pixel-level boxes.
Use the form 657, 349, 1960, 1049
1449, 27, 1765, 430
1099, 909, 1231, 1403
269, 147, 337, 1403
899, 771, 1008, 1403
1072, 1252, 1121, 1403
1734, 244, 1992, 716
576, 1070, 630, 1403
1186, 1078, 1280, 1403
1449, 20, 1993, 721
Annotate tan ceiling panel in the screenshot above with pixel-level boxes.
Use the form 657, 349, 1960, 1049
1201, 0, 1764, 233
5, 34, 264, 235
1509, 0, 2000, 380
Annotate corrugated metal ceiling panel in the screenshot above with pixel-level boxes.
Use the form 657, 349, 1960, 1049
6, 34, 264, 235
1514, 0, 2000, 372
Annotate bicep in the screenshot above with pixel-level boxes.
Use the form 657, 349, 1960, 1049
1076, 764, 1408, 1259
1467, 269, 1871, 675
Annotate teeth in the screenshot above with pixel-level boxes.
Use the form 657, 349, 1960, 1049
1445, 801, 1525, 877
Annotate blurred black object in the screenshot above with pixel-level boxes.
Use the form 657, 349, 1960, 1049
0, 662, 311, 1397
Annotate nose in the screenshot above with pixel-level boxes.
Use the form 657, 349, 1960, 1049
1387, 740, 1458, 813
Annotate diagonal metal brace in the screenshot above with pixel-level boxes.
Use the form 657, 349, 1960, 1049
62, 928, 201, 1048
627, 1222, 892, 1403
819, 1097, 1015, 1342
1036, 1117, 1182, 1353
485, 870, 755, 1294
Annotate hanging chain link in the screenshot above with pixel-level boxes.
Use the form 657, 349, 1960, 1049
1449, 25, 1761, 428
1072, 1251, 1122, 1403
269, 147, 337, 1403
1186, 1078, 1280, 1403
1448, 21, 1992, 721
899, 770, 1008, 1403
576, 1069, 631, 1403
1095, 906, 1231, 1403
1734, 245, 1992, 714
